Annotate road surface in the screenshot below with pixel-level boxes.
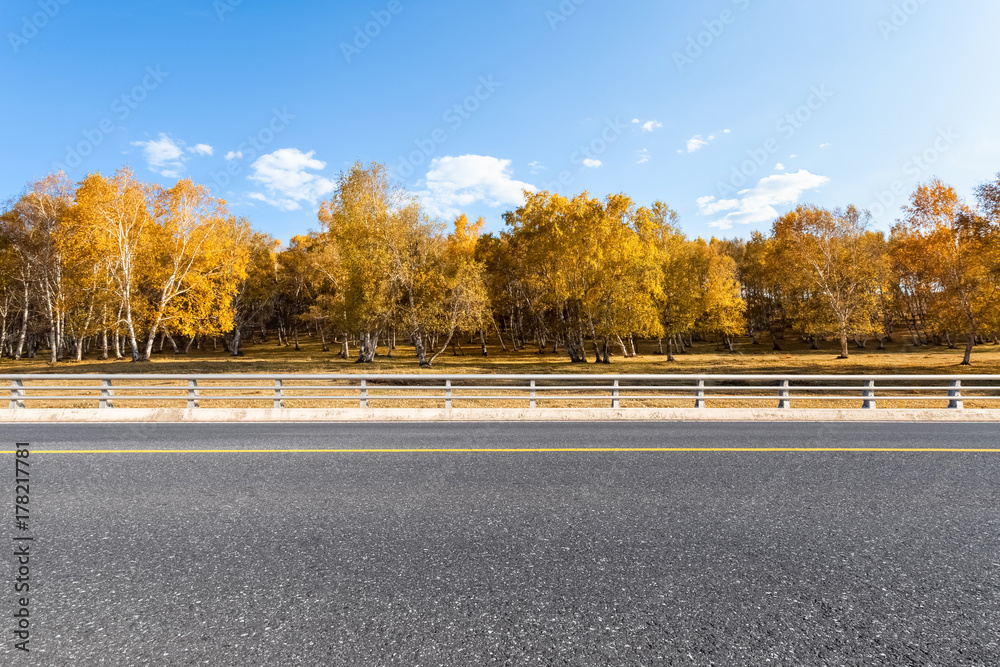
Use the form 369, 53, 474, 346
1, 422, 998, 665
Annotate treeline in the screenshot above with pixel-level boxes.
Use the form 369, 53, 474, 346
2, 162, 1000, 366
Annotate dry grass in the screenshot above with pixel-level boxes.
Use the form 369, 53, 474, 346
4, 335, 1000, 410
3, 334, 1000, 376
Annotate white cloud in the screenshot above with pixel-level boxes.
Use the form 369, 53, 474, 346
679, 129, 731, 155
130, 133, 187, 178
698, 169, 830, 229
636, 149, 649, 165
247, 148, 337, 211
775, 163, 785, 171
632, 118, 663, 132
246, 191, 301, 212
528, 160, 546, 175
188, 144, 214, 157
225, 151, 243, 161
582, 158, 602, 168
417, 155, 535, 219
819, 143, 831, 148
696, 195, 740, 216
685, 135, 710, 153
130, 133, 213, 178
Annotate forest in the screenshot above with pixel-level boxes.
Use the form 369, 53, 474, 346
2, 162, 999, 367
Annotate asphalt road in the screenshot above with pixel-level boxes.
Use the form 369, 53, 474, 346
1, 422, 998, 666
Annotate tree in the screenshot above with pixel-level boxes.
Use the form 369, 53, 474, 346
696, 240, 746, 352
420, 216, 492, 365
74, 168, 153, 361
275, 234, 322, 351
894, 180, 1000, 364
643, 209, 700, 361
317, 162, 402, 363
770, 205, 882, 359
1, 174, 78, 363
740, 231, 785, 347
975, 172, 1000, 221
61, 189, 116, 360
590, 196, 664, 363
503, 191, 593, 362
502, 191, 663, 364
137, 180, 248, 360
230, 231, 280, 356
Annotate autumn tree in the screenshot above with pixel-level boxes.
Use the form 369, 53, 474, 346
60, 192, 116, 360
642, 209, 700, 361
449, 215, 493, 355
74, 168, 153, 361
503, 191, 663, 363
894, 180, 1000, 364
419, 216, 492, 366
274, 234, 323, 351
976, 172, 1000, 221
131, 180, 248, 359
739, 231, 787, 348
590, 197, 664, 363
696, 240, 747, 352
770, 205, 882, 359
317, 162, 402, 362
230, 231, 280, 356
0, 174, 79, 362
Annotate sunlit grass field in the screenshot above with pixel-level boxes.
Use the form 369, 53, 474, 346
4, 334, 999, 376
6, 335, 1000, 410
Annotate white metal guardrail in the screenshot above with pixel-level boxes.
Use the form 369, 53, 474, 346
2, 374, 996, 410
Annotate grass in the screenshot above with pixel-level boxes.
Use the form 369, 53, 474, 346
3, 333, 1000, 376
5, 335, 1000, 410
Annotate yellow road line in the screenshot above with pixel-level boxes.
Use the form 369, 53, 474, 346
3, 447, 1000, 454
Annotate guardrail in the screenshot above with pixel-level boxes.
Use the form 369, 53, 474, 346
3, 374, 997, 410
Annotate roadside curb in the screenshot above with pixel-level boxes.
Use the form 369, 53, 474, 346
3, 408, 1000, 422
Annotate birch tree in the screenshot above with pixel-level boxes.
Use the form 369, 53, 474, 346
770, 205, 882, 359
894, 180, 1000, 364
317, 162, 398, 362
74, 168, 153, 361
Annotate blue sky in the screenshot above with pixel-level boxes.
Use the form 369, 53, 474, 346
4, 0, 999, 243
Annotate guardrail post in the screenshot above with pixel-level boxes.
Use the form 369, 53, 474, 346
273, 379, 284, 409
360, 379, 368, 408
612, 380, 620, 409
9, 379, 24, 410
779, 379, 790, 409
695, 379, 705, 409
99, 379, 114, 409
529, 379, 536, 410
445, 379, 452, 409
187, 379, 199, 409
948, 380, 963, 409
862, 380, 876, 410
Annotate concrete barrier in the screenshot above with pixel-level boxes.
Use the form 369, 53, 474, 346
3, 408, 1000, 423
